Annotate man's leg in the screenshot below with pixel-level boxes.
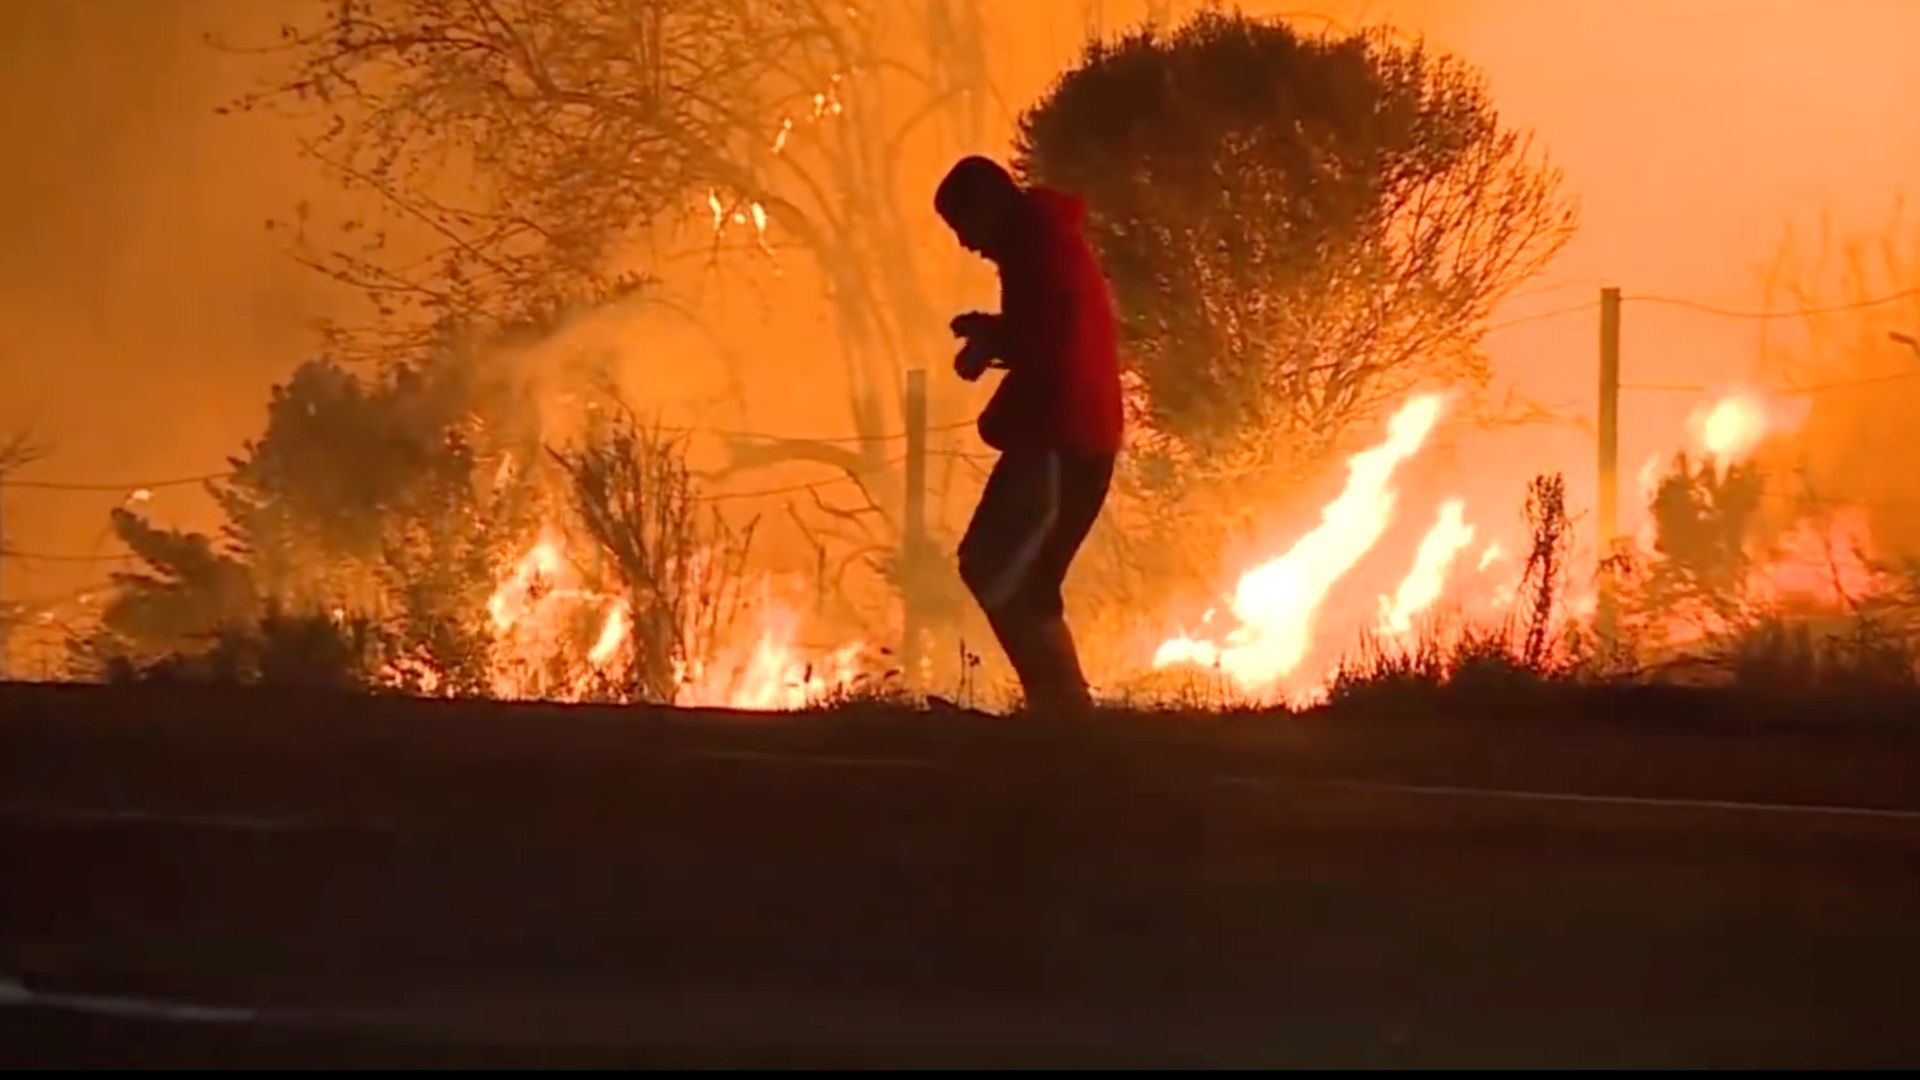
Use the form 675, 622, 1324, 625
1016, 452, 1115, 717
958, 451, 1061, 708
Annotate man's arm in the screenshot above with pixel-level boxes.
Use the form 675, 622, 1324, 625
951, 311, 1006, 382
995, 239, 1073, 375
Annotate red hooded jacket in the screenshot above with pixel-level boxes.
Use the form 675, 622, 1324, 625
976, 187, 1124, 456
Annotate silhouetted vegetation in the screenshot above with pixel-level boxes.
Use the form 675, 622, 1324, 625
1018, 12, 1575, 482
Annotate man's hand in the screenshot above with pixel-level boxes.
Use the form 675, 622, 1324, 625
953, 336, 994, 382
950, 310, 1004, 382
949, 311, 1001, 343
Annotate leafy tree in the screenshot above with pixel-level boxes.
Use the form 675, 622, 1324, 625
78, 508, 260, 670
1016, 12, 1576, 479
84, 353, 547, 689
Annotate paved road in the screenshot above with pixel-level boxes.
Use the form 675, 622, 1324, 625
4, 684, 1920, 1066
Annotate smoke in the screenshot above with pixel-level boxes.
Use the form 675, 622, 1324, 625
0, 0, 342, 615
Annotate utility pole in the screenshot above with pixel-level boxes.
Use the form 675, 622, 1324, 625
0, 471, 7, 681
1597, 286, 1621, 645
901, 368, 928, 687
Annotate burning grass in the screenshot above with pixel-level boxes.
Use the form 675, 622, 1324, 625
62, 346, 1920, 724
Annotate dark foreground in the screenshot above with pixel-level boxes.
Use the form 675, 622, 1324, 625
4, 682, 1920, 1067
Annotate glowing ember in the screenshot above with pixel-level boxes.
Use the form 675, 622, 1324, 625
1380, 500, 1476, 636
1154, 394, 1447, 694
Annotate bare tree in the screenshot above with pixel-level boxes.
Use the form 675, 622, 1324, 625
234, 0, 992, 479
231, 1, 999, 655
0, 427, 46, 475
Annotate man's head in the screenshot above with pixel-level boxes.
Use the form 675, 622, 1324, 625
935, 155, 1023, 261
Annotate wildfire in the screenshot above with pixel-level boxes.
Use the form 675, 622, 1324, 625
588, 600, 630, 666
676, 597, 867, 711
1154, 394, 1447, 696
487, 531, 571, 632
1379, 500, 1477, 636
481, 531, 625, 701
475, 534, 866, 711
1747, 510, 1882, 609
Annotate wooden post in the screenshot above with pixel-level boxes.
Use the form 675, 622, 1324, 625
0, 471, 8, 680
901, 369, 928, 686
1597, 286, 1621, 645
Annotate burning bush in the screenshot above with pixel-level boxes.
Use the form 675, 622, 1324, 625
549, 408, 756, 703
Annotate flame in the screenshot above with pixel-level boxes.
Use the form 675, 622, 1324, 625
1691, 390, 1811, 461
481, 531, 609, 700
1477, 541, 1505, 572
676, 597, 866, 711
1154, 394, 1447, 695
588, 599, 630, 667
1698, 395, 1767, 458
475, 535, 866, 709
1151, 634, 1219, 670
1132, 366, 1900, 701
1748, 510, 1881, 609
487, 532, 569, 632
1379, 500, 1476, 636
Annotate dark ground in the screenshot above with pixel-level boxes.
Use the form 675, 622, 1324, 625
4, 681, 1920, 1067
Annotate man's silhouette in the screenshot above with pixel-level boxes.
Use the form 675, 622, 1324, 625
935, 155, 1122, 716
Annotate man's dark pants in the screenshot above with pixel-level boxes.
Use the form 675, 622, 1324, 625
958, 448, 1114, 711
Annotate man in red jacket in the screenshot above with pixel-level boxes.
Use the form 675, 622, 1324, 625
934, 155, 1123, 717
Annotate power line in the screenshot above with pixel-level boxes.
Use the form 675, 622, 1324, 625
0, 419, 983, 495
1624, 286, 1920, 321
1620, 368, 1920, 396
1784, 369, 1920, 393
1483, 285, 1920, 338
0, 549, 136, 564
1619, 381, 1708, 393
699, 453, 909, 502
3, 471, 231, 493
684, 419, 975, 445
1759, 487, 1920, 510
1483, 300, 1599, 335
1503, 277, 1609, 304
